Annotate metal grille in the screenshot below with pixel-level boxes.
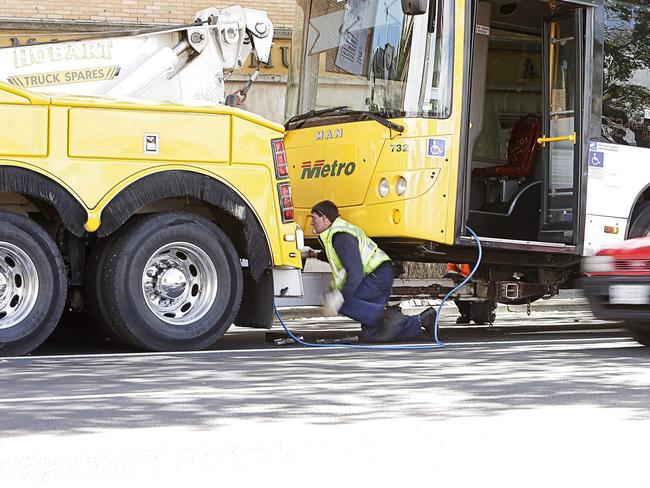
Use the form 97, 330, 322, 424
615, 259, 650, 273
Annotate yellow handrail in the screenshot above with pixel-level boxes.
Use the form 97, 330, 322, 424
537, 132, 576, 145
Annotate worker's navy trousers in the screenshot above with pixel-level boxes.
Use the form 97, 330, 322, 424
339, 263, 422, 342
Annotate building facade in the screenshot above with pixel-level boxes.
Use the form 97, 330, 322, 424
0, 0, 296, 122
0, 1, 296, 27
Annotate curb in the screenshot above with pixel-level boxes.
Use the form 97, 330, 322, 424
276, 298, 591, 321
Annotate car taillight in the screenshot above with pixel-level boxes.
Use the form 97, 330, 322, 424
271, 138, 289, 179
277, 182, 294, 222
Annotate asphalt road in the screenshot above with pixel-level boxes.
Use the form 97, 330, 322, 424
2, 309, 650, 487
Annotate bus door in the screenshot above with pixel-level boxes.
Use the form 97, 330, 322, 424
539, 8, 584, 244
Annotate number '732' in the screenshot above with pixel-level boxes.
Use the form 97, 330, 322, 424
390, 143, 409, 152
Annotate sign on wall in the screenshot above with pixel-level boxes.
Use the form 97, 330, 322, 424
2, 32, 292, 77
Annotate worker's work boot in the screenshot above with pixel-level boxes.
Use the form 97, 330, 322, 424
381, 308, 405, 330
456, 315, 471, 325
367, 308, 408, 342
419, 307, 437, 335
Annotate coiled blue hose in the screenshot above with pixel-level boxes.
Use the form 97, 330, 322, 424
273, 226, 482, 350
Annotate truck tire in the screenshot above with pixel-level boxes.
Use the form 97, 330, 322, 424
99, 211, 243, 351
84, 234, 132, 347
628, 202, 650, 238
0, 211, 67, 356
84, 215, 150, 347
234, 269, 274, 329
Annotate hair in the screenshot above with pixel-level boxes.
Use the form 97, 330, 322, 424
311, 200, 339, 223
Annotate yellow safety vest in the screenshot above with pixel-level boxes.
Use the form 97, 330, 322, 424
319, 217, 391, 290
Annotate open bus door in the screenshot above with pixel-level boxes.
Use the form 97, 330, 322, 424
462, 0, 593, 253
539, 8, 584, 244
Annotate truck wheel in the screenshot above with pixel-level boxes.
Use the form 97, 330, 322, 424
100, 212, 243, 351
0, 211, 67, 356
628, 202, 650, 238
84, 215, 149, 347
234, 269, 274, 329
627, 324, 650, 347
85, 235, 131, 346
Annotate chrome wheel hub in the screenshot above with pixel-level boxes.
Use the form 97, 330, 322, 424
142, 242, 217, 325
157, 267, 187, 300
0, 272, 7, 301
0, 242, 39, 330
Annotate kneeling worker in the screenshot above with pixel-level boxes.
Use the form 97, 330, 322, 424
306, 200, 436, 342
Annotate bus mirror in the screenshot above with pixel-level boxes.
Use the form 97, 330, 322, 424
401, 0, 427, 15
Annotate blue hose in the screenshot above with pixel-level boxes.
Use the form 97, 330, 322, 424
273, 226, 482, 350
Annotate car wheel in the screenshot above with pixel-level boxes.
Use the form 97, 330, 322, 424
627, 323, 650, 347
0, 211, 67, 356
99, 211, 243, 351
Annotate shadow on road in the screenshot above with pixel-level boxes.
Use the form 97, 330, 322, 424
1, 320, 650, 436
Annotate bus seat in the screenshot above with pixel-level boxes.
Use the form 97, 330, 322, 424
473, 113, 542, 178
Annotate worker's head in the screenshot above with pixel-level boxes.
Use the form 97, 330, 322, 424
311, 200, 339, 233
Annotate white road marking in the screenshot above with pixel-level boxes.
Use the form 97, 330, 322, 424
0, 331, 634, 361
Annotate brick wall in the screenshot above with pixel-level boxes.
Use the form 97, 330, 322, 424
0, 0, 296, 29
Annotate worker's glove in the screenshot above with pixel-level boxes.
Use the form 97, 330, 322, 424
300, 247, 320, 259
300, 246, 314, 259
322, 289, 344, 317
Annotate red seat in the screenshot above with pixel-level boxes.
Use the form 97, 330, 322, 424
472, 113, 542, 178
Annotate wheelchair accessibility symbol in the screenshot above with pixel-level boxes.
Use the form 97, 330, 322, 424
427, 138, 447, 158
588, 150, 604, 168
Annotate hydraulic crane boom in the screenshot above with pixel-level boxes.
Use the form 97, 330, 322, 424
0, 5, 273, 105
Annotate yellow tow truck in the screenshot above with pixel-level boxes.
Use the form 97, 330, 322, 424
0, 6, 303, 356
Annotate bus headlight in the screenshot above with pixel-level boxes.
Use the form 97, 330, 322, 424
378, 178, 389, 197
582, 255, 615, 273
396, 176, 407, 196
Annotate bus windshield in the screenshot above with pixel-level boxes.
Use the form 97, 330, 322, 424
285, 0, 454, 120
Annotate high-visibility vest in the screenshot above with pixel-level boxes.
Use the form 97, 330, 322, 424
319, 217, 391, 290
447, 263, 471, 277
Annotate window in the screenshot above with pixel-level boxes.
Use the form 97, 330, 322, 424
602, 0, 650, 148
285, 0, 455, 120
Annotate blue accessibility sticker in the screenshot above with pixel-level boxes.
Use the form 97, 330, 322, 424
427, 138, 447, 158
588, 150, 604, 168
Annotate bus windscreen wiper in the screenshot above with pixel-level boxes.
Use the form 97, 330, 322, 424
286, 106, 404, 133
344, 109, 405, 133
285, 106, 349, 129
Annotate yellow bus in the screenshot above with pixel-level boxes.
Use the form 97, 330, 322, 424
285, 0, 650, 307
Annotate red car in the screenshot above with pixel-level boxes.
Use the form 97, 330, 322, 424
582, 237, 650, 346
